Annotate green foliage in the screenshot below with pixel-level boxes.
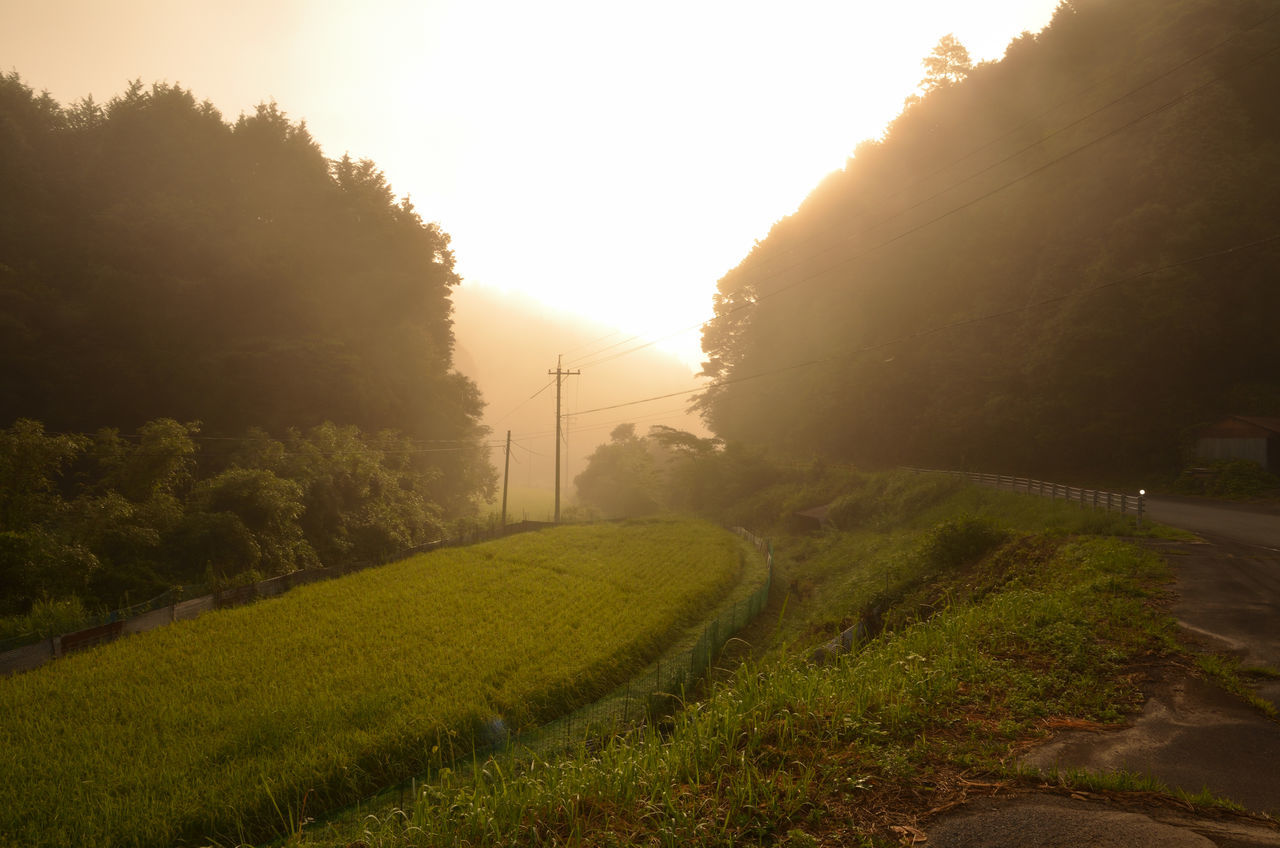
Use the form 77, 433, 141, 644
920, 517, 1009, 571
95, 419, 201, 503
0, 73, 491, 509
0, 519, 741, 848
826, 472, 966, 531
1175, 459, 1280, 498
0, 418, 455, 612
336, 534, 1171, 848
574, 423, 662, 517
0, 529, 99, 615
0, 418, 86, 528
0, 595, 90, 641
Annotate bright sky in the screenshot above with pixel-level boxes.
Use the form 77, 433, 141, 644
1, 0, 1061, 370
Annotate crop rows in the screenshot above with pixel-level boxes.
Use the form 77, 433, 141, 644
0, 518, 742, 848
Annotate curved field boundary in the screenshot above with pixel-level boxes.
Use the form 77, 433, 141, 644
327, 526, 775, 831
0, 518, 744, 848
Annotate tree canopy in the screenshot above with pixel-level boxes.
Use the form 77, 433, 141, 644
0, 417, 454, 614
0, 77, 491, 507
696, 0, 1280, 477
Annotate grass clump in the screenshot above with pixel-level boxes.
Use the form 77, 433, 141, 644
1195, 652, 1280, 719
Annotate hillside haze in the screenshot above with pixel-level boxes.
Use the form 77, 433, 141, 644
452, 284, 706, 494
695, 0, 1280, 478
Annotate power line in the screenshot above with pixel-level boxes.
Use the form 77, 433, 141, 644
563, 333, 643, 367
560, 328, 625, 358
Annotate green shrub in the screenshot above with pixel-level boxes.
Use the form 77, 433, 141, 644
921, 517, 1009, 570
0, 595, 91, 640
1176, 459, 1279, 498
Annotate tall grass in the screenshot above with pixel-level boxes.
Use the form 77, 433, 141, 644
0, 518, 743, 848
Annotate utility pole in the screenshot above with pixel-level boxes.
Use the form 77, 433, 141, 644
500, 429, 511, 533
548, 355, 580, 523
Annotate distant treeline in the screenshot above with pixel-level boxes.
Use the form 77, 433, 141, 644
697, 0, 1280, 476
0, 73, 493, 503
0, 417, 472, 615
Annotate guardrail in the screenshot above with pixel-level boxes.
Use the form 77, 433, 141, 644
907, 467, 1147, 521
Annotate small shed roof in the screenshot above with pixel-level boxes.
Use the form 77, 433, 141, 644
1198, 416, 1280, 439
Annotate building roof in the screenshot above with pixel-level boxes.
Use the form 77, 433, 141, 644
1235, 416, 1280, 434
1199, 416, 1280, 439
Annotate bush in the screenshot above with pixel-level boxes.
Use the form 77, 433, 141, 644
0, 595, 91, 640
1176, 459, 1280, 499
921, 517, 1008, 570
826, 472, 965, 532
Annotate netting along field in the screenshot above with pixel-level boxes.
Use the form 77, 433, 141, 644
0, 517, 745, 848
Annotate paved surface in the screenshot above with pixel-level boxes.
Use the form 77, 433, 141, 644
929, 794, 1280, 847
1145, 497, 1280, 551
923, 499, 1280, 846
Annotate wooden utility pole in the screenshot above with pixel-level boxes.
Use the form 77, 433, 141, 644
548, 355, 580, 523
500, 429, 511, 532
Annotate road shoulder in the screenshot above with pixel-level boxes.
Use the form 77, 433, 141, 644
921, 535, 1280, 845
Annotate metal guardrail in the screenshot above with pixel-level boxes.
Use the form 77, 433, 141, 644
906, 467, 1147, 521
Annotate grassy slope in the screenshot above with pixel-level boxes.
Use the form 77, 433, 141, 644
0, 518, 742, 848
317, 474, 1218, 848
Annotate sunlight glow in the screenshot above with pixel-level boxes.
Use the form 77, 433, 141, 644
0, 0, 1061, 369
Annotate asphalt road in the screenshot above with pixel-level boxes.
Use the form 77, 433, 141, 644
1145, 496, 1280, 551
927, 494, 1280, 846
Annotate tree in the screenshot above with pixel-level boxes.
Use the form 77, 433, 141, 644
574, 424, 661, 518
0, 75, 494, 512
0, 419, 86, 529
920, 34, 973, 92
694, 0, 1280, 477
185, 468, 315, 577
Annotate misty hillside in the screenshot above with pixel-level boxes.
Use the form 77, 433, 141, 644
697, 0, 1280, 476
0, 76, 492, 502
452, 284, 705, 491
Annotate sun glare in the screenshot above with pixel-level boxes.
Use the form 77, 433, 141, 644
0, 0, 1061, 370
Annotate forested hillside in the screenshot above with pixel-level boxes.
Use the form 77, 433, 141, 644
697, 0, 1280, 476
0, 75, 490, 496
0, 75, 498, 614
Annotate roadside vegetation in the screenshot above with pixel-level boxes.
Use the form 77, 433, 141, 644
0, 417, 491, 642
0, 518, 743, 848
303, 470, 1196, 847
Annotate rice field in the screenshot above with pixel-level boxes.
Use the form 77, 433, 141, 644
0, 517, 744, 848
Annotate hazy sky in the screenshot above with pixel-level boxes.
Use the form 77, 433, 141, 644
1, 0, 1061, 370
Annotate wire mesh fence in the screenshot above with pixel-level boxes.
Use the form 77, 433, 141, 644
0, 521, 534, 674
528, 527, 772, 749
315, 525, 774, 830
